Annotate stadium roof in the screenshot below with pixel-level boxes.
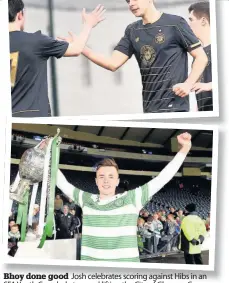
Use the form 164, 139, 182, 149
24, 0, 197, 11
12, 123, 213, 150
63, 125, 213, 149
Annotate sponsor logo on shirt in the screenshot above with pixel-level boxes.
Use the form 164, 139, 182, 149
135, 37, 140, 42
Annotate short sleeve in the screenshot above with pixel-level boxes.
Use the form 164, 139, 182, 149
35, 31, 69, 59
114, 25, 134, 58
73, 187, 83, 208
175, 17, 201, 52
131, 183, 151, 212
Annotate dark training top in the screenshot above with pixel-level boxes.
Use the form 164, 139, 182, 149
115, 13, 201, 113
10, 31, 69, 117
196, 45, 213, 111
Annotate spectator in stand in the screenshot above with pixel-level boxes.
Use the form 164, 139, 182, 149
8, 219, 16, 232
205, 213, 210, 231
177, 209, 185, 221
159, 215, 168, 233
170, 207, 178, 218
55, 205, 77, 239
161, 210, 167, 217
8, 223, 20, 256
137, 218, 145, 254
67, 198, 76, 210
69, 208, 81, 236
167, 214, 179, 251
148, 213, 163, 253
140, 209, 150, 222
142, 218, 154, 253
54, 194, 63, 214
32, 204, 40, 233
8, 224, 20, 241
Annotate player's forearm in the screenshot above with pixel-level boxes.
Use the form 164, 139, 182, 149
69, 24, 93, 56
147, 145, 191, 196
185, 53, 208, 86
83, 46, 117, 71
208, 82, 212, 90
56, 170, 75, 200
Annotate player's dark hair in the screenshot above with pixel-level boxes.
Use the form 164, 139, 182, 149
96, 158, 119, 173
8, 0, 24, 22
189, 1, 210, 24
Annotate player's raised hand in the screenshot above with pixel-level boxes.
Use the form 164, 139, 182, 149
57, 31, 76, 43
177, 132, 192, 151
173, 82, 192, 97
82, 4, 106, 28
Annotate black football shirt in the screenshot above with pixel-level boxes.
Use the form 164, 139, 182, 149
196, 45, 212, 111
10, 30, 69, 117
115, 13, 201, 113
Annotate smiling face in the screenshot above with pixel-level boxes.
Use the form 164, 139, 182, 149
95, 166, 120, 198
126, 0, 152, 18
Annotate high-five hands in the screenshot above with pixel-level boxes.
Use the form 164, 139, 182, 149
56, 5, 106, 44
82, 4, 106, 28
173, 82, 192, 97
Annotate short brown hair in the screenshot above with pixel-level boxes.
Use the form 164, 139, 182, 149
11, 224, 19, 229
96, 158, 119, 172
189, 1, 210, 24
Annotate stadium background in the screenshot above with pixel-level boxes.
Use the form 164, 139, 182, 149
22, 0, 205, 116
9, 123, 212, 263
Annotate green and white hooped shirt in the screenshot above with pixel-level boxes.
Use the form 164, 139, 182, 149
57, 152, 186, 262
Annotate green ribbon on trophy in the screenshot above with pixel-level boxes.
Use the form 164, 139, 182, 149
16, 189, 29, 241
38, 130, 61, 248
10, 129, 62, 246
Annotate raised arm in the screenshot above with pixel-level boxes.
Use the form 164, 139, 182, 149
133, 133, 192, 211
56, 170, 75, 200
81, 23, 134, 71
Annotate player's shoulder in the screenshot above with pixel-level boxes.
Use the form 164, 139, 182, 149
125, 20, 142, 31
162, 13, 186, 24
11, 30, 46, 42
29, 30, 48, 40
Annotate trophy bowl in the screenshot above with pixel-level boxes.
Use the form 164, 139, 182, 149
19, 146, 47, 184
10, 138, 51, 204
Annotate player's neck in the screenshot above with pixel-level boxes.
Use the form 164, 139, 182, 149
9, 23, 21, 32
99, 193, 115, 200
142, 7, 162, 25
200, 30, 211, 47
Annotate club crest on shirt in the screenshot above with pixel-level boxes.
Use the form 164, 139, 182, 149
155, 32, 165, 44
114, 198, 124, 207
140, 45, 156, 66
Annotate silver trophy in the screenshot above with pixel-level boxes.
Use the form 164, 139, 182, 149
10, 129, 61, 204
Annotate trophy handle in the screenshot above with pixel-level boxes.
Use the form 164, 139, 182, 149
10, 179, 31, 204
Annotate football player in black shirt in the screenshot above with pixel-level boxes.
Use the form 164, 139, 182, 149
74, 0, 208, 113
9, 0, 105, 117
188, 1, 213, 111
